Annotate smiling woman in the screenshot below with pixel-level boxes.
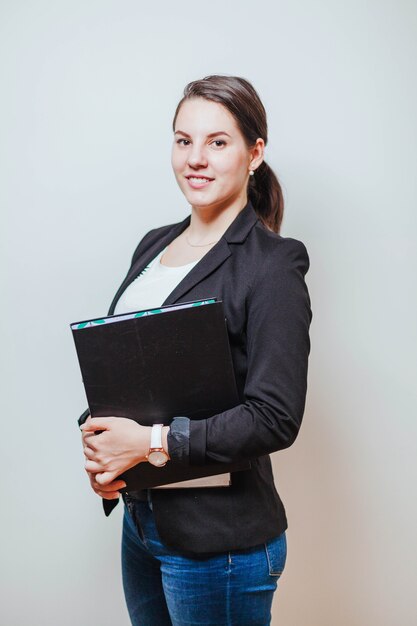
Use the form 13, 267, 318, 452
164, 96, 265, 266
79, 75, 311, 626
172, 98, 263, 222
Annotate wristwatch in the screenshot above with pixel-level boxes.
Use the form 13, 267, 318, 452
146, 424, 169, 467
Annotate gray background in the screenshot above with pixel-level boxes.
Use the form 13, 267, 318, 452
1, 1, 416, 624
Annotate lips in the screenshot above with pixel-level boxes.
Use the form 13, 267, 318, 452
185, 175, 214, 189
186, 176, 214, 183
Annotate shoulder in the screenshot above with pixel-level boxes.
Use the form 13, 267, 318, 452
245, 224, 312, 322
247, 221, 310, 278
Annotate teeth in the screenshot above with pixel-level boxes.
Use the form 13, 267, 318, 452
189, 177, 211, 183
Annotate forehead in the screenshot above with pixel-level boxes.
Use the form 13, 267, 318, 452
174, 98, 239, 134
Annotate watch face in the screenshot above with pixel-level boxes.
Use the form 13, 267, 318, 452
148, 450, 168, 467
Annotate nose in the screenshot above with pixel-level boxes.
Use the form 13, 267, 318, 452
187, 143, 208, 169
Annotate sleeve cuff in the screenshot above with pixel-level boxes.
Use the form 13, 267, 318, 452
168, 417, 207, 466
78, 409, 90, 428
167, 417, 190, 464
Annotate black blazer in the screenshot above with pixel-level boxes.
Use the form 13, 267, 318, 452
79, 201, 312, 554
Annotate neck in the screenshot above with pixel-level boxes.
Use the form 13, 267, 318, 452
188, 195, 248, 241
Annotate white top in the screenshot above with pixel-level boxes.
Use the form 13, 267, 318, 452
114, 247, 199, 315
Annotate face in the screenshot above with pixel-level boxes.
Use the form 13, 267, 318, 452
171, 98, 263, 213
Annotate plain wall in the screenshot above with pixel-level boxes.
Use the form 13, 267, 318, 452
1, 1, 416, 624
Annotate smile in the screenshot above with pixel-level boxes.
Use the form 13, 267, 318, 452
186, 176, 214, 189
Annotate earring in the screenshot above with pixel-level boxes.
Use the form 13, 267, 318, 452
249, 170, 255, 176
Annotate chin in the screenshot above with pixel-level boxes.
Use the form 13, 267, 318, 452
183, 191, 217, 208
190, 198, 223, 211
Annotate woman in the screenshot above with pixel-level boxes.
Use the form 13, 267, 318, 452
80, 75, 312, 626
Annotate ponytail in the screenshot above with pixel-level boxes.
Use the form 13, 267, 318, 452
248, 161, 284, 233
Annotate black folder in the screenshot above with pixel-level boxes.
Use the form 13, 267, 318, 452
71, 299, 249, 490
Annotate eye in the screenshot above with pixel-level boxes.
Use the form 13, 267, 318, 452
176, 138, 191, 146
211, 139, 226, 148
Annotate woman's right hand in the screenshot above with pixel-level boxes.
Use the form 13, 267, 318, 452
86, 470, 126, 500
82, 421, 126, 499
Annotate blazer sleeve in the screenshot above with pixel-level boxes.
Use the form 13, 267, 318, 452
184, 238, 312, 465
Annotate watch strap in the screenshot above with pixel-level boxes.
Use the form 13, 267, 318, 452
150, 423, 163, 450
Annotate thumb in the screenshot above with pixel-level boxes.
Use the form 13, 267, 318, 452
95, 471, 119, 486
81, 417, 113, 432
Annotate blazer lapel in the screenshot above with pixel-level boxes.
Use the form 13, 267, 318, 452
108, 216, 190, 314
163, 238, 231, 305
109, 201, 259, 313
163, 201, 259, 305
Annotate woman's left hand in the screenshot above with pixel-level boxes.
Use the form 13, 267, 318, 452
81, 416, 151, 486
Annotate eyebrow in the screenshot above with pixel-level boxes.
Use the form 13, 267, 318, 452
174, 130, 232, 138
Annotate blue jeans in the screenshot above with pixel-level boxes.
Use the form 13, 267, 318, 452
121, 497, 287, 626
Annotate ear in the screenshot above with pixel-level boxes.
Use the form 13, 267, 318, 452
248, 138, 265, 174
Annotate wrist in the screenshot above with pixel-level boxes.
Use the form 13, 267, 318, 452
143, 425, 153, 458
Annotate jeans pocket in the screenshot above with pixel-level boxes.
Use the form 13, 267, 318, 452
264, 532, 287, 577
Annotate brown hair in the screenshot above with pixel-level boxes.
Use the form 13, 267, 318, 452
172, 75, 284, 233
